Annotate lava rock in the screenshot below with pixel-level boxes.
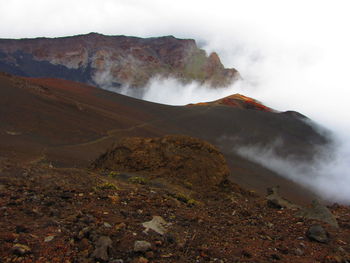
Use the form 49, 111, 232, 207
266, 186, 300, 209
298, 200, 339, 228
306, 224, 330, 243
91, 236, 113, 261
134, 241, 152, 252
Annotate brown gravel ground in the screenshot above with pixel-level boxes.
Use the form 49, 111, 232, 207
1, 158, 350, 263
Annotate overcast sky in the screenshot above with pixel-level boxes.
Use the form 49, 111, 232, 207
1, 0, 350, 201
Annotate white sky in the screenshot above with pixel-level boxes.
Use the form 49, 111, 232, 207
1, 0, 350, 201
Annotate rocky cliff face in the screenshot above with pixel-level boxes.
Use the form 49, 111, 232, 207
0, 33, 239, 89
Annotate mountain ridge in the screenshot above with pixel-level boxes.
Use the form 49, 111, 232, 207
0, 33, 239, 89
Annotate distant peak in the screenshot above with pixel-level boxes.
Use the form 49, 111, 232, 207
188, 93, 275, 112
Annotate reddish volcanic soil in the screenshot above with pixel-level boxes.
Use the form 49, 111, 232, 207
1, 148, 350, 263
1, 73, 349, 262
0, 73, 327, 201
189, 94, 274, 112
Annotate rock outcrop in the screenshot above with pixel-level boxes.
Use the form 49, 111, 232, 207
0, 33, 239, 89
91, 135, 230, 192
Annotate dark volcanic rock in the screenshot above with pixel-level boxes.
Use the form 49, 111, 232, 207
0, 33, 239, 89
298, 200, 339, 228
134, 241, 152, 252
306, 224, 330, 243
91, 236, 113, 261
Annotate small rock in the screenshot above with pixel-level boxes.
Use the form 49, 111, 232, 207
294, 248, 304, 256
266, 222, 274, 228
104, 222, 112, 228
110, 260, 124, 263
91, 236, 113, 261
115, 222, 126, 231
266, 186, 300, 209
297, 200, 339, 228
134, 241, 152, 252
12, 244, 31, 255
44, 235, 55, 242
142, 216, 168, 235
338, 246, 345, 253
306, 224, 330, 243
77, 227, 91, 240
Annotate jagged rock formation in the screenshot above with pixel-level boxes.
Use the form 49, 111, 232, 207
0, 33, 239, 89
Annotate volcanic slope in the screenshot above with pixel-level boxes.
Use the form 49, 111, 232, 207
0, 72, 328, 202
2, 75, 350, 263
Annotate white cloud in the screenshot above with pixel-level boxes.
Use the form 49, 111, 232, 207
235, 136, 350, 203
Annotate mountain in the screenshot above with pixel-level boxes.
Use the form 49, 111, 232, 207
188, 93, 275, 112
1, 73, 350, 263
0, 33, 239, 89
1, 33, 347, 263
0, 72, 327, 200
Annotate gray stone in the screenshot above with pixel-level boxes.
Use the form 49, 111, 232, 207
91, 236, 113, 261
134, 241, 152, 252
297, 200, 339, 228
142, 216, 168, 235
104, 222, 112, 228
306, 224, 330, 243
266, 186, 300, 209
44, 235, 55, 242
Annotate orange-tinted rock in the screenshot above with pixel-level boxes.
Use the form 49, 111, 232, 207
189, 93, 275, 112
